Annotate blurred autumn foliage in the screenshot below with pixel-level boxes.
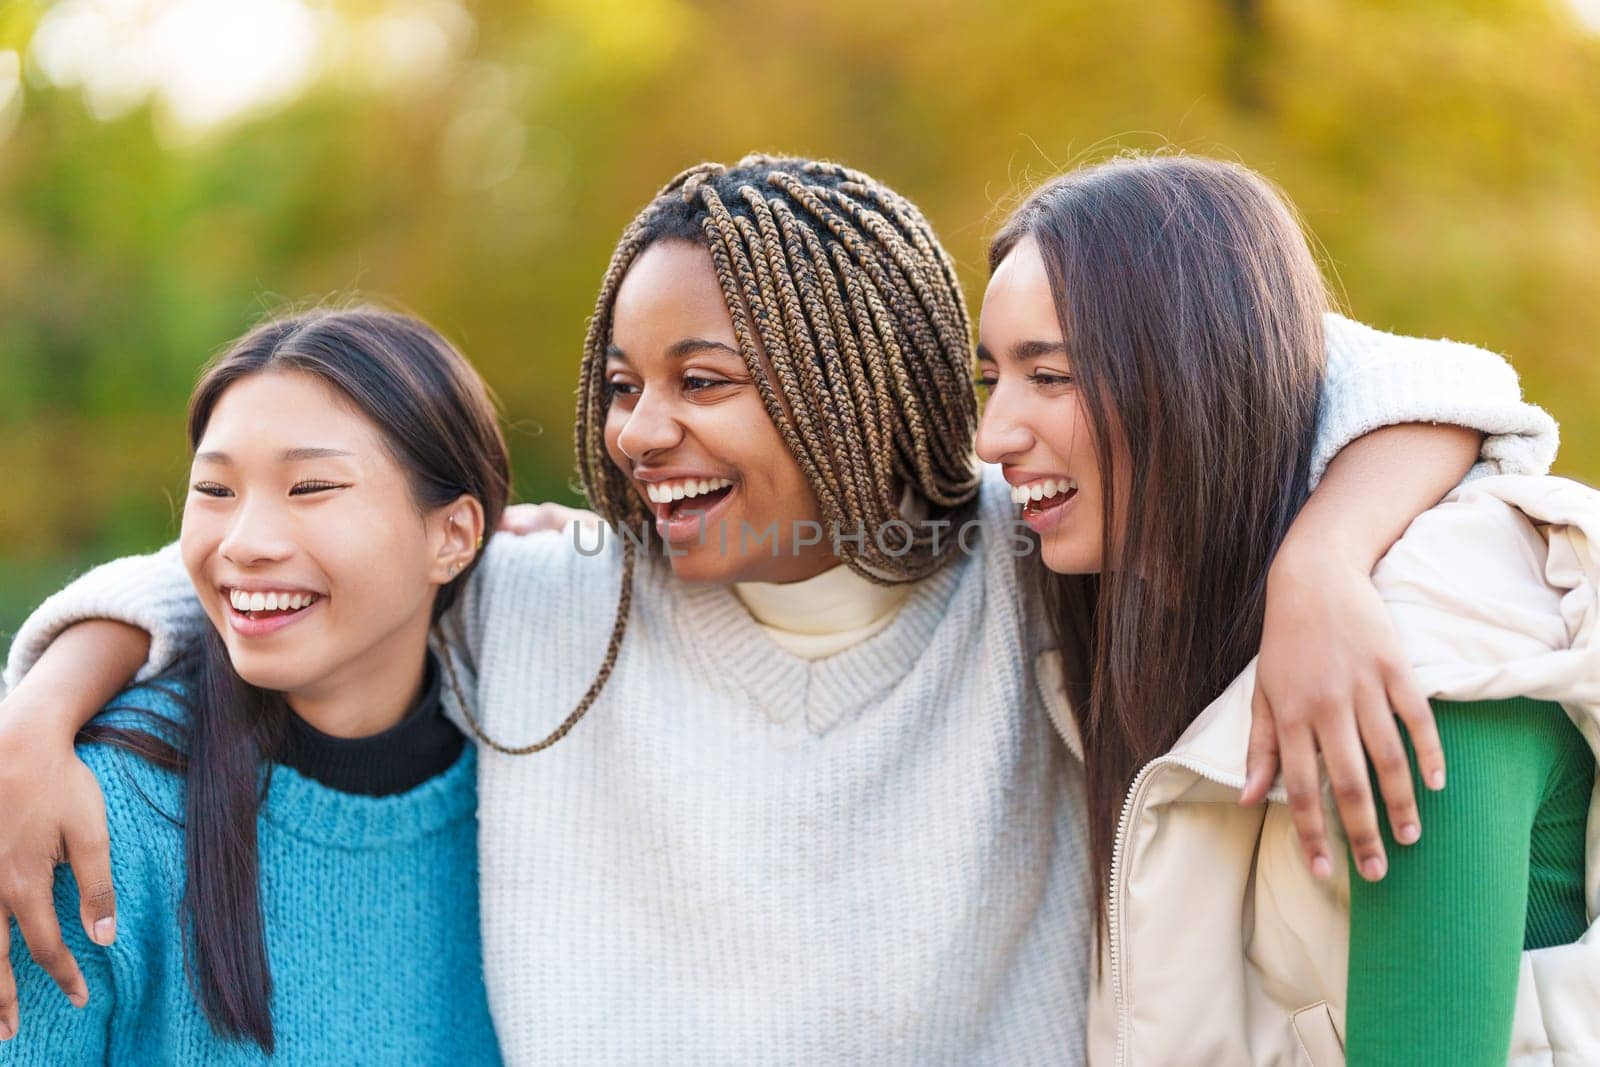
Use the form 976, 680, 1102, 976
2, 0, 1597, 638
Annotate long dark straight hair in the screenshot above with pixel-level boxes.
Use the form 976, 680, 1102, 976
989, 154, 1329, 934
79, 305, 510, 1051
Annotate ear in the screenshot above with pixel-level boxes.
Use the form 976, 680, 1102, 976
428, 494, 487, 586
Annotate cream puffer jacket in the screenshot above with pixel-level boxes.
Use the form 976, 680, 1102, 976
1040, 476, 1600, 1066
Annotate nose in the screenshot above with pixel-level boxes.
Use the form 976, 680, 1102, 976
218, 494, 296, 568
975, 384, 1035, 465
614, 387, 685, 461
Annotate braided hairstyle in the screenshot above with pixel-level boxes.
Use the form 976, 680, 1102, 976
579, 154, 981, 577
474, 156, 982, 755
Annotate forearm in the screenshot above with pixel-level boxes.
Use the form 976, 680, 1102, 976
1282, 423, 1478, 574
0, 623, 149, 741
1343, 699, 1552, 1065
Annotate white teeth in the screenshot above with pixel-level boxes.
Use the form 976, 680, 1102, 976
645, 478, 734, 504
229, 589, 313, 613
1012, 478, 1077, 506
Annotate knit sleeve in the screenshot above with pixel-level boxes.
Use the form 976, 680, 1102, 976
1311, 314, 1559, 490
1344, 697, 1591, 1066
2, 543, 203, 695
2, 885, 114, 1063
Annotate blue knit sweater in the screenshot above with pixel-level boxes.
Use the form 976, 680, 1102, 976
1, 685, 501, 1065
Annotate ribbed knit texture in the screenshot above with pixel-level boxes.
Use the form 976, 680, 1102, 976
1, 686, 501, 1066
439, 467, 1092, 1064
1345, 697, 1592, 1066
276, 651, 466, 796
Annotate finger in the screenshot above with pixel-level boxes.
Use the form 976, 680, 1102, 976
64, 820, 116, 948
11, 887, 87, 1009
1319, 717, 1388, 882
1239, 682, 1279, 806
1353, 687, 1421, 849
1278, 723, 1333, 880
1387, 661, 1444, 791
0, 907, 17, 1040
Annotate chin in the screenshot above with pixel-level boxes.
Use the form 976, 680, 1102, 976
661, 543, 744, 584
224, 646, 316, 694
1039, 537, 1104, 576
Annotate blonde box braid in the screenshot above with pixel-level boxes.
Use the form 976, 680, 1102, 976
470, 155, 980, 755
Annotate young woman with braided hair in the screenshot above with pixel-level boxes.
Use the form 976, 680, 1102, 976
0, 154, 1557, 1062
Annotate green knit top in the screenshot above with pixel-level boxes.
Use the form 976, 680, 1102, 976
1346, 697, 1595, 1065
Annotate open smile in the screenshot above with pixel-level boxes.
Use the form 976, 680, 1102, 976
642, 477, 738, 545
223, 586, 324, 637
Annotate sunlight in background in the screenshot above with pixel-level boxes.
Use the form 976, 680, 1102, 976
28, 0, 472, 137
0, 51, 21, 142
1573, 0, 1600, 32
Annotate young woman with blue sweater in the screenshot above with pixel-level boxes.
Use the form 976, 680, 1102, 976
0, 156, 1560, 1062
1, 308, 507, 1063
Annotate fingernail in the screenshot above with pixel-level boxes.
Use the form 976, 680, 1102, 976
1311, 855, 1332, 880
93, 917, 117, 945
0, 1019, 14, 1040
1397, 822, 1420, 845
1427, 769, 1445, 790
69, 990, 88, 1009
1361, 856, 1387, 881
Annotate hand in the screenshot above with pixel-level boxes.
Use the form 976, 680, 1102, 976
0, 713, 116, 1039
1239, 544, 1444, 884
498, 502, 600, 537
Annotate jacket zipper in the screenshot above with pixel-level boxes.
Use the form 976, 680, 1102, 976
1107, 754, 1250, 1067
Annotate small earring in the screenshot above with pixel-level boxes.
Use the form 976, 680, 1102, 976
475, 534, 484, 550
452, 561, 463, 575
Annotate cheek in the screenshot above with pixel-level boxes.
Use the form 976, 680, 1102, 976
321, 509, 433, 605
602, 407, 627, 468
178, 511, 224, 611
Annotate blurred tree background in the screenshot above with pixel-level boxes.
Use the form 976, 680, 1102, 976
2, 0, 1597, 643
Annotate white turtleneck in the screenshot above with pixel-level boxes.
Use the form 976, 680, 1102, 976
732, 563, 915, 660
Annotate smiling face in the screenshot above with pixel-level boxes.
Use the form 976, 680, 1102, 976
975, 235, 1123, 575
180, 369, 452, 711
602, 238, 835, 584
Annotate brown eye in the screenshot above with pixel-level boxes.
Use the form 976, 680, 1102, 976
192, 482, 233, 498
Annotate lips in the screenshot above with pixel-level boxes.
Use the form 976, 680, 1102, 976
221, 584, 323, 638
650, 483, 737, 545
1015, 481, 1079, 535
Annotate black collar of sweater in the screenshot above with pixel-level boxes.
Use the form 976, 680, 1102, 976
274, 653, 464, 798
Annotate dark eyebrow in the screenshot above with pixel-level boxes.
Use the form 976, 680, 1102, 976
605, 339, 740, 364
194, 447, 355, 464
975, 340, 1068, 364
667, 338, 740, 360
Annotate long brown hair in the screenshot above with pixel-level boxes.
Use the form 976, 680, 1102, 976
989, 154, 1330, 931
82, 305, 510, 1051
